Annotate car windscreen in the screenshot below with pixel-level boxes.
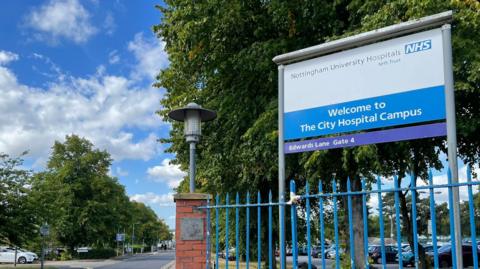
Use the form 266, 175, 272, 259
437, 245, 451, 253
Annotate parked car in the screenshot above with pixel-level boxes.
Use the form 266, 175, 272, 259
311, 246, 323, 258
369, 245, 397, 264
219, 248, 236, 261
395, 245, 414, 267
427, 244, 480, 268
423, 244, 436, 256
286, 246, 292, 256
325, 246, 344, 259
2, 247, 38, 261
275, 246, 293, 256
313, 245, 331, 258
0, 248, 35, 264
297, 245, 308, 256
322, 245, 335, 259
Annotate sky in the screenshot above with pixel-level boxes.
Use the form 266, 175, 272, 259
0, 1, 477, 231
0, 0, 182, 228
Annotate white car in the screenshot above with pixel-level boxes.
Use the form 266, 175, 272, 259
0, 248, 35, 264
325, 247, 344, 259
13, 248, 38, 261
20, 248, 38, 260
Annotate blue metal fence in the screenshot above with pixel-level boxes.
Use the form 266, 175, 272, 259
200, 167, 480, 269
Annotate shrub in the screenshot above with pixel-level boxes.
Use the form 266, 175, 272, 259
60, 251, 72, 261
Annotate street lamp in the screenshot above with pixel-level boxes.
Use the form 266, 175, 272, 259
168, 102, 217, 193
40, 223, 49, 269
132, 223, 139, 254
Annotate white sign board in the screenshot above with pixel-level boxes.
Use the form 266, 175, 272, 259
116, 233, 125, 242
283, 28, 446, 140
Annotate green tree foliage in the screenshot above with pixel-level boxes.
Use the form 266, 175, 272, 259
154, 0, 480, 267
30, 135, 171, 252
0, 153, 35, 247
129, 201, 172, 246
31, 135, 119, 250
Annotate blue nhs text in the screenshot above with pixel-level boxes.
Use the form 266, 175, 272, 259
405, 40, 432, 54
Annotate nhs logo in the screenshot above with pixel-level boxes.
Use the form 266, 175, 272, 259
405, 40, 432, 54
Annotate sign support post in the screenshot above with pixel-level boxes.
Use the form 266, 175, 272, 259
442, 23, 463, 268
278, 64, 286, 269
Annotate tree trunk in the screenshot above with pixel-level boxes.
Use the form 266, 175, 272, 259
338, 178, 364, 267
339, 153, 365, 269
398, 151, 428, 269
411, 151, 428, 269
352, 178, 365, 268
343, 177, 366, 268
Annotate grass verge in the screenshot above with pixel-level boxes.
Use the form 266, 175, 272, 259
214, 259, 293, 269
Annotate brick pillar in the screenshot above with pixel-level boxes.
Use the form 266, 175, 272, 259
174, 193, 211, 269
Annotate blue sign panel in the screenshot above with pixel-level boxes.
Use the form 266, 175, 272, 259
284, 85, 445, 140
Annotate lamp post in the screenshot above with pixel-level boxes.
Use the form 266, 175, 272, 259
168, 103, 217, 193
40, 223, 49, 269
132, 223, 139, 254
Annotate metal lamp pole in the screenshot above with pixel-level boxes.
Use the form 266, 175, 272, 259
132, 223, 138, 254
168, 103, 217, 193
40, 223, 49, 269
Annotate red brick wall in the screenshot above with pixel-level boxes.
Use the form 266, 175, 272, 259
175, 198, 208, 269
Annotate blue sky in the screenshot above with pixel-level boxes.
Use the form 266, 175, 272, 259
1, 1, 477, 230
0, 0, 182, 228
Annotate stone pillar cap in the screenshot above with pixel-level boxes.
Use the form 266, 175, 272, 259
174, 193, 212, 201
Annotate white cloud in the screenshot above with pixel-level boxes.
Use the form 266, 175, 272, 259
0, 30, 169, 168
128, 32, 169, 80
0, 51, 19, 65
130, 192, 174, 207
0, 59, 164, 164
25, 0, 97, 44
417, 165, 480, 204
108, 50, 120, 65
31, 52, 67, 81
115, 166, 129, 177
103, 12, 116, 35
147, 159, 186, 188
367, 165, 480, 215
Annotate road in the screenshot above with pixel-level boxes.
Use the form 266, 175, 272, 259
43, 251, 175, 269
96, 251, 174, 269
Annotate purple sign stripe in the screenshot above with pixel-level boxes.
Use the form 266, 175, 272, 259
285, 122, 447, 154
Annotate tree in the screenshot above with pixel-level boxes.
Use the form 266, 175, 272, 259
0, 153, 35, 248
155, 1, 351, 265
344, 1, 480, 267
128, 201, 171, 247
30, 135, 132, 251
154, 1, 480, 267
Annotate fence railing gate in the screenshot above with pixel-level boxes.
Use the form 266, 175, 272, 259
200, 167, 480, 269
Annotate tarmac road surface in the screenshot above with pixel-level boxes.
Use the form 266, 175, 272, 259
95, 251, 174, 269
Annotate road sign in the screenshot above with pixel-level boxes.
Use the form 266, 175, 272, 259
116, 233, 125, 242
40, 224, 49, 236
283, 28, 446, 141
